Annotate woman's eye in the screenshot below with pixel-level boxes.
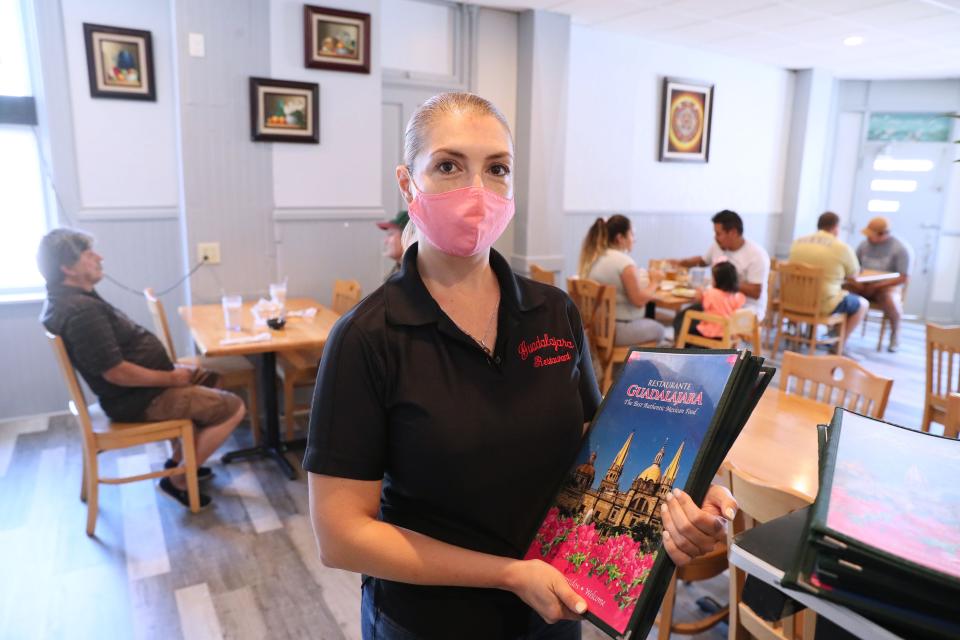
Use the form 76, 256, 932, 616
490, 163, 510, 177
437, 161, 456, 174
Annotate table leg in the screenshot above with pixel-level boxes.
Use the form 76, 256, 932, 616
221, 351, 298, 479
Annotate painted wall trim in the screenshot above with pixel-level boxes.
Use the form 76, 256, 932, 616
510, 253, 565, 272
76, 206, 180, 221
565, 210, 782, 218
273, 206, 386, 221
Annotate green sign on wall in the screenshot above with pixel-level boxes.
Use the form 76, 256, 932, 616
867, 112, 953, 142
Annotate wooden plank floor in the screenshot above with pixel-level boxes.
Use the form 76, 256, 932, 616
0, 319, 936, 640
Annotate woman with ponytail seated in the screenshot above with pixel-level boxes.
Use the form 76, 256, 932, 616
578, 215, 666, 346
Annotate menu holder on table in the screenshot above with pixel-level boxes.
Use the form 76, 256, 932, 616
783, 409, 960, 640
525, 348, 773, 639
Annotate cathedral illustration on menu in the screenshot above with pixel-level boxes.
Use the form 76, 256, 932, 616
557, 432, 685, 531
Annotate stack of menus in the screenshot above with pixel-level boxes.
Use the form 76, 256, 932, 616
783, 409, 960, 639
525, 348, 773, 639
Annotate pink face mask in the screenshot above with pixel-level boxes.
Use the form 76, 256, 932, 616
407, 182, 515, 257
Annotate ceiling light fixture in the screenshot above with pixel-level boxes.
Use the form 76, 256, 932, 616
843, 35, 865, 47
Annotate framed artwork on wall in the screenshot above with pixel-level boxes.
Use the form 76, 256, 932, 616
658, 77, 714, 163
303, 4, 371, 74
83, 23, 156, 101
249, 77, 320, 144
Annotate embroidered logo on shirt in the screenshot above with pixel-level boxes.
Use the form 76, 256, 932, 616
517, 333, 575, 368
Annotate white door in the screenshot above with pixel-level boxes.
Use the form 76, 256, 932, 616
846, 141, 953, 318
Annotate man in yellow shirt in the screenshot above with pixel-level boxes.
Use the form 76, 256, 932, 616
788, 212, 868, 353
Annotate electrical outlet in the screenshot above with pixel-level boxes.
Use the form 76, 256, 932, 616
198, 242, 220, 264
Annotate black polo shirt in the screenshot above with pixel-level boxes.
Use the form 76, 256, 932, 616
304, 245, 601, 639
40, 283, 173, 421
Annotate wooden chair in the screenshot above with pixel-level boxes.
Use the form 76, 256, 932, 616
860, 281, 908, 352
772, 262, 846, 356
945, 393, 960, 439
727, 467, 814, 640
47, 333, 201, 535
762, 258, 781, 348
277, 279, 362, 438
567, 277, 604, 336
657, 543, 730, 639
676, 309, 762, 356
144, 288, 259, 444
779, 351, 893, 419
588, 283, 659, 393
923, 324, 960, 433
529, 263, 555, 286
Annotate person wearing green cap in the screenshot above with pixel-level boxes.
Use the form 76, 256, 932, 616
376, 210, 409, 278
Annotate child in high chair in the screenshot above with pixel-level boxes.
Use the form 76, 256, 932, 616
693, 261, 746, 338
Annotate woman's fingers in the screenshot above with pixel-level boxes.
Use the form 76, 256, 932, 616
660, 502, 705, 559
663, 490, 720, 554
662, 530, 692, 566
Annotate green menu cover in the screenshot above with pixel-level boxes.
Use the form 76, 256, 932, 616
783, 408, 960, 639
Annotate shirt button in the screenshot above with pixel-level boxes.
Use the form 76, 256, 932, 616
494, 356, 501, 364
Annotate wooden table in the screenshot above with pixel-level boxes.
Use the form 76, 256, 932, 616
179, 297, 340, 478
653, 289, 696, 312
851, 269, 900, 285
723, 387, 835, 502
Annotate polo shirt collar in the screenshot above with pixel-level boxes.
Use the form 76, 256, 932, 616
384, 243, 546, 327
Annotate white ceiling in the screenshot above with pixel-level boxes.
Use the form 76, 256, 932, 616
469, 0, 960, 79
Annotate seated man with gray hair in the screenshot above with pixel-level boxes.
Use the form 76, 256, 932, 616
37, 228, 246, 509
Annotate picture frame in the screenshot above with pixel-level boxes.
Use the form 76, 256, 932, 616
658, 77, 714, 163
303, 4, 371, 74
249, 77, 320, 144
83, 23, 156, 101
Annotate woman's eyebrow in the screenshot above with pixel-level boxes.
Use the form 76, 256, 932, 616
429, 149, 513, 162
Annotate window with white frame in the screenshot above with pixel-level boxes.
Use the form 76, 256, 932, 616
1, 0, 51, 298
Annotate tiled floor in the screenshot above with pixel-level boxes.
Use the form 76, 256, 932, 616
0, 320, 934, 639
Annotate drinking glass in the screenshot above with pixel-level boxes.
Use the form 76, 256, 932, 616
222, 295, 242, 332
269, 282, 287, 309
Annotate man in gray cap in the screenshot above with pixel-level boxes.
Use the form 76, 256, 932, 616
850, 216, 912, 352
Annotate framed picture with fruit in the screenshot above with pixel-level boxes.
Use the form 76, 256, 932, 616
83, 23, 156, 101
249, 77, 320, 144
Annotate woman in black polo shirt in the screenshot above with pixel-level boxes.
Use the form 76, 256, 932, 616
304, 93, 737, 640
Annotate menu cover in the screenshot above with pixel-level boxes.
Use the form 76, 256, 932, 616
525, 348, 770, 639
784, 409, 960, 638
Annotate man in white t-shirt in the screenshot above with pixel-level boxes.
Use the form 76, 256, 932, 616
671, 210, 771, 336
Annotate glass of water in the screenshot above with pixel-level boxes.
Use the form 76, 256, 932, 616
269, 282, 287, 309
222, 295, 242, 332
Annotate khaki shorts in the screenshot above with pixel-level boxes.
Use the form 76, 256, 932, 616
142, 385, 243, 427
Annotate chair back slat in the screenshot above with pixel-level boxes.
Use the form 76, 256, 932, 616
926, 324, 960, 399
677, 310, 732, 350
567, 277, 604, 335
591, 283, 617, 364
946, 393, 960, 439
779, 351, 893, 419
143, 287, 177, 360
332, 279, 362, 315
777, 262, 825, 316
46, 333, 95, 444
529, 264, 555, 286
728, 467, 809, 527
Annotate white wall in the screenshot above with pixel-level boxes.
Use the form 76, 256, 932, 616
270, 0, 381, 210
564, 26, 793, 217
61, 0, 179, 211
474, 8, 518, 134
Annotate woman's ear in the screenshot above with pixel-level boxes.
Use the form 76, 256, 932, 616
396, 165, 415, 205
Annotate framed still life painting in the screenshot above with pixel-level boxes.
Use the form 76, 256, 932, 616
303, 4, 371, 74
249, 77, 320, 144
83, 23, 156, 101
658, 77, 714, 163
